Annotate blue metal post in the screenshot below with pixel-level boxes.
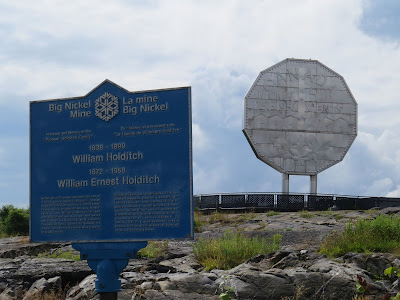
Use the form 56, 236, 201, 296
72, 242, 147, 296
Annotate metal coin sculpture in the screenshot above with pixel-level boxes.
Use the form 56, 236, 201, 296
243, 58, 357, 191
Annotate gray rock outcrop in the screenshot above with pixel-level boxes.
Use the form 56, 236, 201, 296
1, 209, 400, 299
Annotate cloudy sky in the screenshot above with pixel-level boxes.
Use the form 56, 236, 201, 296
1, 0, 400, 208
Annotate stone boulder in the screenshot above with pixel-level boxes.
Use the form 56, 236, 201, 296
22, 276, 61, 300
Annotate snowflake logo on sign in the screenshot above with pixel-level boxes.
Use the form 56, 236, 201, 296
95, 92, 119, 122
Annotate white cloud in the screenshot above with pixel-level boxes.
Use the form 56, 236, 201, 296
358, 130, 400, 171
364, 178, 393, 196
2, 0, 400, 206
387, 186, 400, 198
192, 123, 210, 153
193, 166, 222, 195
0, 139, 28, 208
191, 65, 251, 129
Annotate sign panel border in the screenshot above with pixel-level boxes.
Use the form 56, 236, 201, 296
30, 79, 193, 242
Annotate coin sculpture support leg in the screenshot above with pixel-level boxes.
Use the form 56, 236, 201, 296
282, 173, 290, 194
310, 175, 317, 194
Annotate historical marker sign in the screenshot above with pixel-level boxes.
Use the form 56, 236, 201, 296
243, 58, 357, 175
30, 80, 193, 242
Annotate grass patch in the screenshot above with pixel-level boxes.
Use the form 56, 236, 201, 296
194, 211, 204, 232
17, 236, 30, 245
193, 230, 282, 270
299, 210, 314, 219
332, 213, 345, 221
208, 211, 232, 224
193, 211, 231, 227
365, 208, 379, 215
24, 286, 91, 300
37, 249, 80, 261
320, 214, 400, 258
25, 288, 67, 300
195, 211, 258, 228
316, 210, 345, 221
266, 211, 280, 217
318, 210, 334, 217
137, 241, 168, 258
236, 212, 257, 223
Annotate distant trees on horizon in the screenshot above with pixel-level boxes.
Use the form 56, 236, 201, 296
0, 205, 29, 237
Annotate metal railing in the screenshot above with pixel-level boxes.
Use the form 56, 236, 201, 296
193, 192, 400, 211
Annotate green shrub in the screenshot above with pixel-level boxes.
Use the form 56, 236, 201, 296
2, 206, 29, 236
0, 205, 13, 236
0, 205, 13, 222
218, 275, 235, 300
320, 214, 400, 258
384, 265, 399, 281
193, 230, 281, 270
137, 241, 169, 258
37, 249, 80, 261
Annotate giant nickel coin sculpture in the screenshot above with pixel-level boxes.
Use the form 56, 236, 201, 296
243, 58, 357, 193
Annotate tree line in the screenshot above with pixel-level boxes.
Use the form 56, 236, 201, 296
0, 205, 29, 237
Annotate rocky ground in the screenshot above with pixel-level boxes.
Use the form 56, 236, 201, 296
1, 208, 400, 300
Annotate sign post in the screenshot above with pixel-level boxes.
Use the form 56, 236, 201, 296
30, 80, 193, 297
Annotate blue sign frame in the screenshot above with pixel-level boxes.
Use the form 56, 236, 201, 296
30, 80, 193, 242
